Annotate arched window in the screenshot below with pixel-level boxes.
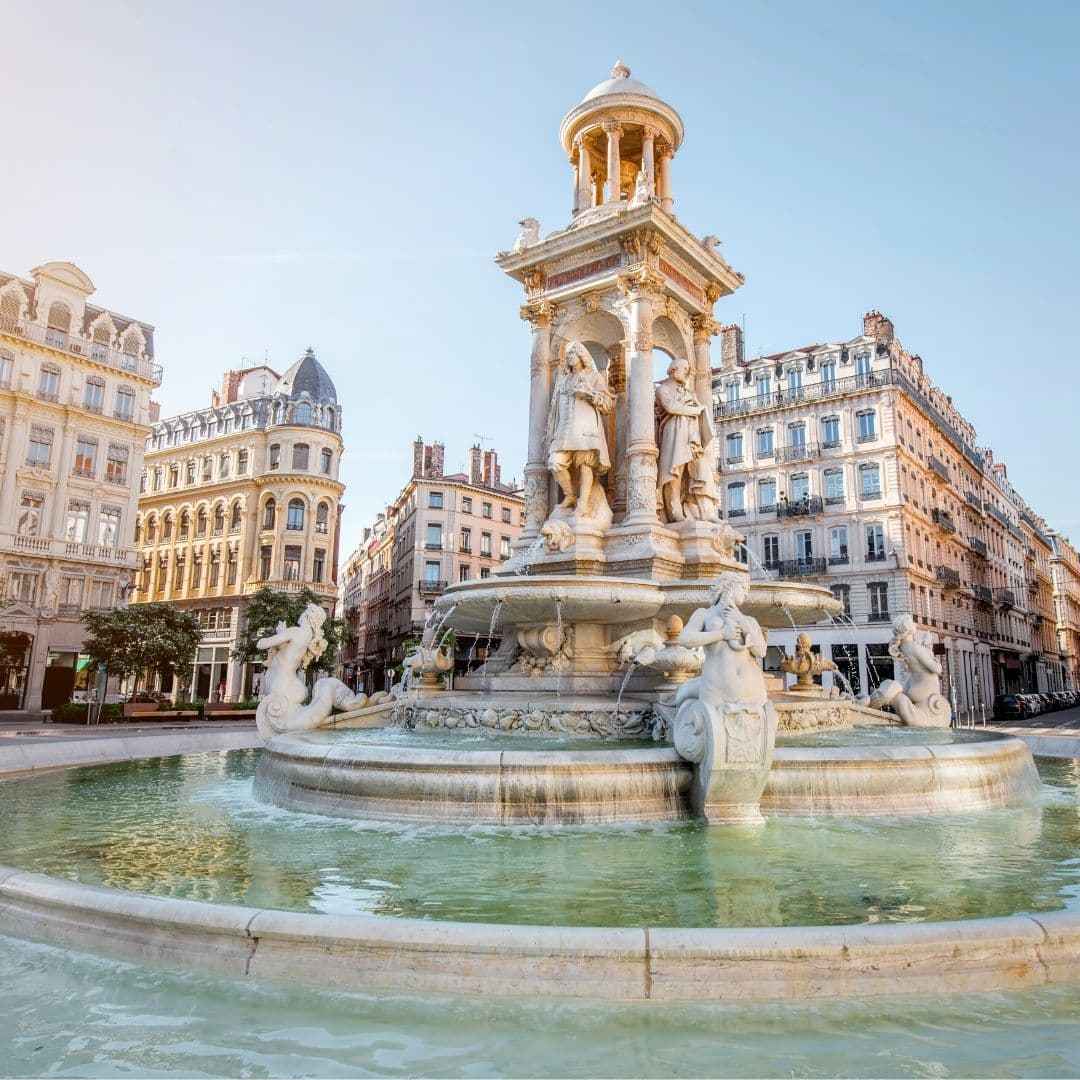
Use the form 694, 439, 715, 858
146, 516, 157, 543
196, 508, 208, 537
287, 498, 305, 530
162, 513, 173, 541
262, 498, 276, 530
315, 501, 329, 534
320, 448, 332, 474
292, 443, 309, 470
294, 402, 313, 425
213, 504, 225, 535
134, 519, 142, 544
179, 510, 190, 539
230, 502, 242, 531
269, 444, 280, 470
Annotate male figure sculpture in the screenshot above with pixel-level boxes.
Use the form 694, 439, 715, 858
546, 342, 614, 520
864, 613, 952, 727
255, 603, 364, 739
656, 356, 711, 522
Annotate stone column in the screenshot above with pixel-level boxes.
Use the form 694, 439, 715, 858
521, 301, 556, 541
574, 140, 591, 214
622, 281, 659, 526
603, 121, 622, 203
642, 128, 656, 196
0, 405, 30, 523
48, 425, 76, 538
657, 148, 674, 213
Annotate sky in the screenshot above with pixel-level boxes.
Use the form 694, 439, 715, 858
2, 0, 1078, 547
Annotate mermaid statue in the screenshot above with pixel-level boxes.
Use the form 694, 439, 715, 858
863, 613, 952, 728
255, 603, 366, 740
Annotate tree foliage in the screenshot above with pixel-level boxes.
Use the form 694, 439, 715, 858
82, 605, 201, 693
233, 587, 343, 674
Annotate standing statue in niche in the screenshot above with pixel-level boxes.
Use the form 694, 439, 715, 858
671, 574, 778, 824
655, 357, 712, 522
863, 614, 952, 728
546, 342, 614, 526
255, 603, 365, 740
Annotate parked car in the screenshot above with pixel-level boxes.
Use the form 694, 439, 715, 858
1052, 691, 1073, 710
994, 694, 1029, 721
1018, 694, 1044, 717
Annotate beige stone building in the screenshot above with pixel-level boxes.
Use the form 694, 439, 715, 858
341, 438, 524, 692
711, 310, 1073, 711
132, 351, 344, 701
1050, 531, 1080, 688
0, 261, 158, 711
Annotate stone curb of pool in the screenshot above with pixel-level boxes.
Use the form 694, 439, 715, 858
1, 729, 1079, 1003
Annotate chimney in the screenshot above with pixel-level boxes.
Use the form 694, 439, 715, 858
469, 444, 482, 485
719, 324, 744, 368
148, 400, 161, 422
429, 441, 445, 478
863, 310, 894, 345
412, 436, 425, 479
482, 449, 499, 488
220, 369, 243, 405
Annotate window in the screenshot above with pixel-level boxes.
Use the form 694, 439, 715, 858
796, 530, 813, 562
87, 579, 114, 609
857, 410, 877, 442
37, 365, 60, 401
162, 513, 173, 541
855, 351, 872, 386
755, 373, 771, 402
320, 448, 332, 474
313, 548, 326, 583
9, 571, 38, 604
790, 473, 809, 502
423, 561, 441, 583
98, 506, 121, 547
860, 463, 882, 499
292, 443, 309, 470
763, 534, 780, 569
868, 581, 890, 619
726, 381, 739, 406
0, 351, 13, 387
230, 502, 242, 531
429, 491, 444, 509
185, 459, 196, 484
283, 546, 301, 581
269, 444, 280, 470
786, 368, 802, 397
263, 499, 276, 530
152, 467, 163, 491
829, 525, 848, 563
821, 359, 837, 391
27, 426, 52, 467
191, 554, 203, 590
146, 516, 157, 543
65, 501, 90, 543
425, 523, 443, 549
219, 452, 230, 479
213, 505, 225, 535
480, 566, 491, 579
459, 565, 471, 582
788, 421, 806, 450
824, 468, 844, 504
114, 387, 135, 421
501, 506, 512, 524
830, 584, 851, 617
259, 545, 272, 580
61, 576, 83, 607
73, 436, 97, 477
286, 499, 305, 530
168, 463, 179, 488
316, 502, 329, 534
480, 531, 492, 557
196, 508, 208, 537
482, 502, 493, 519
500, 536, 512, 559
198, 455, 211, 482
462, 496, 473, 514
83, 377, 105, 413
208, 550, 221, 588
758, 478, 777, 511
174, 556, 186, 591
237, 449, 249, 475
460, 526, 472, 553
179, 510, 191, 540
756, 428, 774, 458
106, 444, 128, 485
294, 402, 313, 425
866, 523, 886, 561
726, 482, 745, 516
726, 433, 744, 463
821, 416, 840, 448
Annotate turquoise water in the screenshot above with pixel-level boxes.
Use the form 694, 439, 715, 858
319, 728, 659, 751
1, 751, 1078, 928
777, 725, 1009, 748
5, 933, 1080, 1078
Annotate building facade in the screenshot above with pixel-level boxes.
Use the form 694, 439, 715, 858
0, 261, 159, 711
711, 310, 1072, 714
1050, 531, 1080, 689
132, 351, 344, 701
342, 438, 524, 692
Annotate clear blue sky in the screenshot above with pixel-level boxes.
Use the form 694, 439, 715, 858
3, 0, 1078, 546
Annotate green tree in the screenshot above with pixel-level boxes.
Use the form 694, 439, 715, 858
83, 604, 201, 696
233, 587, 344, 674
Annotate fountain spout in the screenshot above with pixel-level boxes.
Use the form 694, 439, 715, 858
779, 633, 838, 696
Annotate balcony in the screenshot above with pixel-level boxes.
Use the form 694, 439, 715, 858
0, 314, 163, 384
968, 536, 988, 558
777, 557, 828, 579
780, 442, 818, 463
727, 508, 747, 518
866, 611, 892, 623
755, 446, 776, 460
418, 579, 447, 596
424, 542, 443, 551
36, 389, 60, 404
935, 565, 961, 589
757, 503, 777, 515
986, 503, 1013, 530
865, 550, 888, 563
824, 495, 846, 507
821, 439, 842, 450
856, 431, 879, 444
859, 488, 883, 501
725, 454, 744, 465
932, 508, 957, 534
965, 491, 984, 513
974, 584, 993, 604
827, 554, 849, 566
928, 456, 950, 483
995, 588, 1016, 609
778, 496, 823, 518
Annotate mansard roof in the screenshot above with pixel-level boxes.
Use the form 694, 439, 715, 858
276, 347, 337, 404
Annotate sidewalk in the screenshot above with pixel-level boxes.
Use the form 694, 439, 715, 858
0, 716, 256, 746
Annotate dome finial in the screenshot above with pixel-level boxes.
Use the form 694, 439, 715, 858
610, 59, 630, 79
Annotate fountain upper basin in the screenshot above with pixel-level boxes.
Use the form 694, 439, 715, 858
436, 574, 841, 634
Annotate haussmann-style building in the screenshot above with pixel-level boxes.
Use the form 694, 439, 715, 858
132, 350, 344, 701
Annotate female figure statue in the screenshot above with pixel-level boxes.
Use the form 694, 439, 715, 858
655, 356, 711, 523
255, 603, 365, 739
865, 614, 952, 728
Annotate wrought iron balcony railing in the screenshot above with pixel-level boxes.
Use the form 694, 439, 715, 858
932, 508, 957, 534
968, 536, 988, 558
777, 496, 823, 518
777, 557, 827, 579
935, 565, 961, 589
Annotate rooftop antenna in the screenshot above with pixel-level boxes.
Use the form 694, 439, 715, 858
473, 433, 493, 447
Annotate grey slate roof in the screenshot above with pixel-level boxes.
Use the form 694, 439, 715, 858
276, 347, 338, 404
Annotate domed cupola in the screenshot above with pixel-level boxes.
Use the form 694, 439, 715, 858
276, 347, 338, 404
559, 61, 684, 216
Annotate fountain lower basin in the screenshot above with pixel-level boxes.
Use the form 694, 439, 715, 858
255, 727, 1041, 824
